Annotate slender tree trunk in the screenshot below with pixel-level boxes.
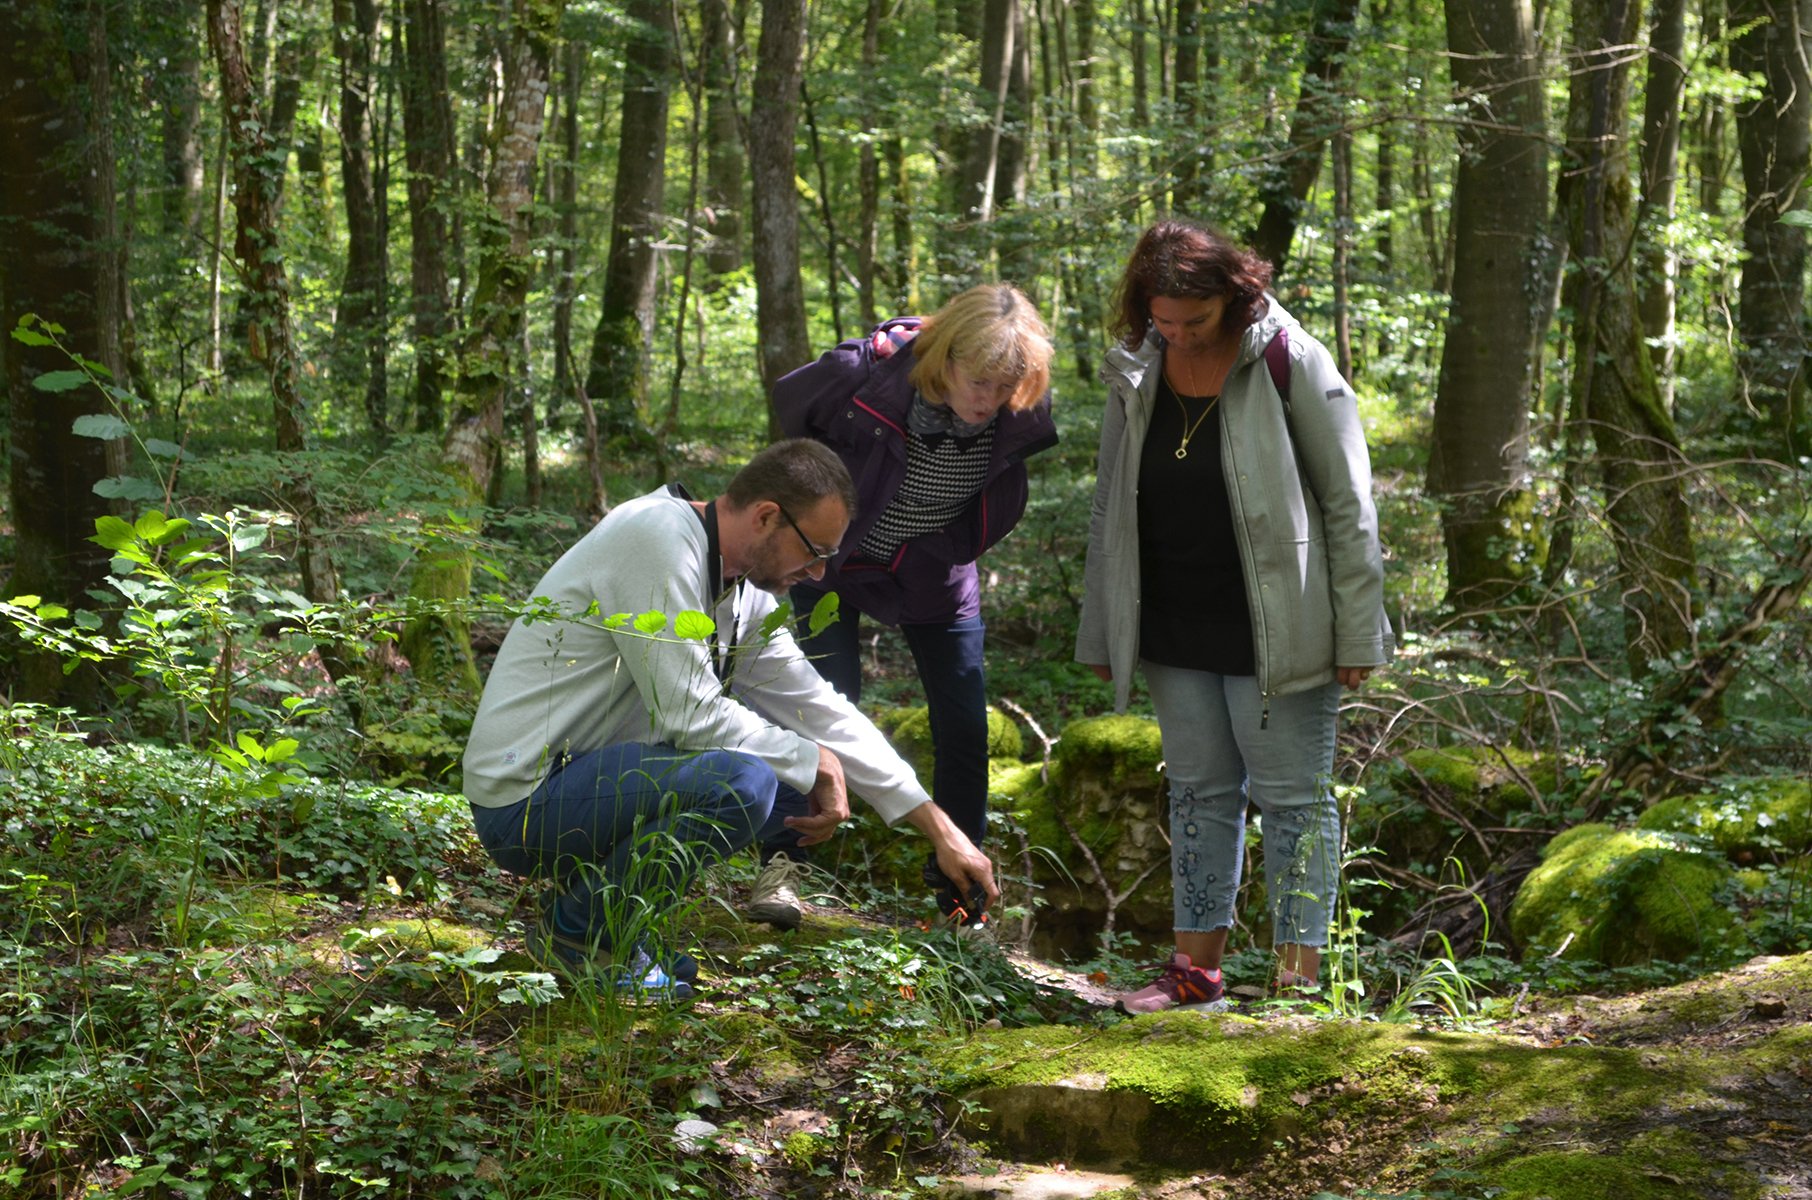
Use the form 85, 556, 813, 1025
401, 0, 456, 433
333, 0, 386, 430
802, 77, 846, 341
957, 0, 1019, 225
1073, 0, 1098, 180
1695, 0, 1730, 215
1251, 0, 1364, 275
1173, 0, 1202, 210
583, 0, 674, 441
1371, 0, 1393, 358
1730, 0, 1812, 445
751, 0, 812, 407
1431, 0, 1549, 612
886, 133, 914, 311
208, 0, 352, 687
1332, 125, 1353, 378
703, 0, 747, 277
1131, 0, 1151, 190
0, 0, 127, 703
856, 0, 883, 324
403, 0, 561, 693
549, 38, 581, 422
159, 6, 207, 239
1560, 0, 1699, 675
1637, 0, 1688, 408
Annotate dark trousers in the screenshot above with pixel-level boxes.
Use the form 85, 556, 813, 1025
469, 742, 808, 941
788, 583, 990, 847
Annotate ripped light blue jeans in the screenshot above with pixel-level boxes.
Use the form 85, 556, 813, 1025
1142, 661, 1342, 947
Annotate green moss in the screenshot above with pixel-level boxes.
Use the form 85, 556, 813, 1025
1481, 1148, 1692, 1200
1637, 777, 1812, 859
1052, 715, 1163, 789
171, 883, 310, 946
1511, 826, 1736, 964
877, 705, 1024, 779
942, 1011, 1734, 1177
780, 1130, 828, 1170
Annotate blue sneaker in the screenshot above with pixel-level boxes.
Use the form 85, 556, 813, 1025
524, 920, 698, 999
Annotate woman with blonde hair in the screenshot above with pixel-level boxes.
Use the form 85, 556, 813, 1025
750, 283, 1057, 932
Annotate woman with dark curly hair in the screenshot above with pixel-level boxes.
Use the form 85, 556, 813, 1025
1077, 220, 1393, 1011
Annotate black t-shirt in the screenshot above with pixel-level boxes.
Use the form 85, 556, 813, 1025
1136, 373, 1257, 676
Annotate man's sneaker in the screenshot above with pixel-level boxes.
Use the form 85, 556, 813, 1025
746, 855, 807, 931
923, 860, 989, 931
524, 919, 698, 999
1115, 952, 1225, 1014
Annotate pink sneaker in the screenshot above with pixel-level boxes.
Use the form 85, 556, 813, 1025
1115, 952, 1226, 1014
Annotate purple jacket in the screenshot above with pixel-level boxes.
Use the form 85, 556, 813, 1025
773, 318, 1059, 625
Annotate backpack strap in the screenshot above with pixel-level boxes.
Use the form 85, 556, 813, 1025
871, 316, 923, 360
1264, 329, 1290, 401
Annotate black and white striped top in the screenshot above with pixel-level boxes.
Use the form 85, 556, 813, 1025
857, 425, 997, 562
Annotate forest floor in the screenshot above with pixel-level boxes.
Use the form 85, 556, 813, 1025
6, 736, 1810, 1200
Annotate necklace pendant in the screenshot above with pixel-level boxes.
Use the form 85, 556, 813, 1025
1175, 445, 1189, 460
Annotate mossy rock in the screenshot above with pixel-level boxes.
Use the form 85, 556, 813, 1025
1509, 824, 1737, 964
1349, 745, 1560, 923
1637, 777, 1812, 861
875, 704, 1025, 781
938, 956, 1812, 1195
1015, 715, 1174, 956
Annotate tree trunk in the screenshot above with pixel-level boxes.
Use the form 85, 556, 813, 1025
1637, 0, 1687, 409
957, 0, 1019, 225
209, 0, 352, 690
0, 0, 127, 704
856, 0, 883, 324
886, 133, 914, 311
583, 0, 674, 441
1695, 0, 1730, 215
1370, 0, 1393, 358
1072, 0, 1098, 179
402, 0, 560, 694
703, 0, 747, 277
1251, 0, 1364, 276
400, 0, 457, 434
1332, 126, 1353, 378
1560, 0, 1699, 676
333, 0, 386, 431
549, 37, 582, 422
751, 0, 812, 405
1173, 0, 1203, 210
159, 4, 207, 239
1730, 0, 1812, 444
1430, 0, 1549, 613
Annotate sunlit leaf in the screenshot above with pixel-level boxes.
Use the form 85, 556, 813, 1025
72, 413, 131, 438
673, 610, 716, 640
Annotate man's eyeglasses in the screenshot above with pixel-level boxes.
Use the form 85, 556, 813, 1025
777, 504, 838, 562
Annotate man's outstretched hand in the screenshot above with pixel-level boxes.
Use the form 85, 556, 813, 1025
785, 743, 852, 847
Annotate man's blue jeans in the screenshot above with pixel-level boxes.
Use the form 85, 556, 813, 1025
468, 742, 806, 940
1142, 662, 1343, 947
790, 583, 990, 846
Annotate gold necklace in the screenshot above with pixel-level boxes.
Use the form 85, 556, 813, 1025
1171, 350, 1220, 460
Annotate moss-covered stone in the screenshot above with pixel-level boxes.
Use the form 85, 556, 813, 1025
876, 705, 1025, 780
1510, 825, 1737, 964
1348, 745, 1561, 930
1637, 777, 1812, 861
1015, 715, 1174, 955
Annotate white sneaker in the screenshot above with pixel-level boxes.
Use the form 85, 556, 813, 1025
745, 855, 807, 930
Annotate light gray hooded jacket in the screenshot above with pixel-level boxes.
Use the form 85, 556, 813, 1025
1074, 295, 1394, 713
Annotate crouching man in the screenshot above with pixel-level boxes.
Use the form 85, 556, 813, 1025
462, 439, 999, 996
